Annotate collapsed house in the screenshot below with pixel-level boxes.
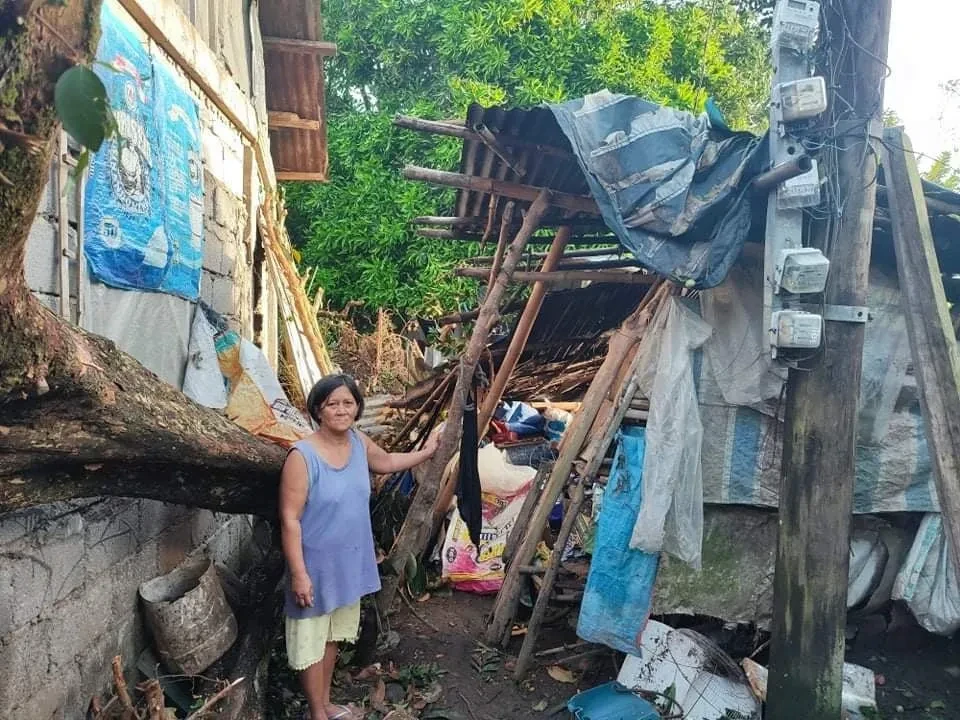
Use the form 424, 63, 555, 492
383, 96, 960, 700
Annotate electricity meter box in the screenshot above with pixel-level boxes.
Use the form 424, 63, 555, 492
772, 0, 821, 52
770, 310, 823, 352
778, 159, 821, 209
778, 77, 828, 122
774, 247, 830, 294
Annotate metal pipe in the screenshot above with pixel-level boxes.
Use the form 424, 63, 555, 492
752, 155, 814, 192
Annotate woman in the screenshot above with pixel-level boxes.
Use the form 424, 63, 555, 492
280, 374, 438, 720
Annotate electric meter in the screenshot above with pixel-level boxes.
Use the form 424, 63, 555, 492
770, 310, 823, 356
778, 76, 828, 122
774, 247, 830, 294
778, 159, 821, 210
772, 0, 821, 52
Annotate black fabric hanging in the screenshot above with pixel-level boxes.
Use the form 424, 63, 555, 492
456, 389, 483, 550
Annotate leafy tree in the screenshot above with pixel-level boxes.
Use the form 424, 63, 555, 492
924, 150, 960, 190
286, 0, 773, 321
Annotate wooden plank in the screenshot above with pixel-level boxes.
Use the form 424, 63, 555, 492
403, 166, 598, 215
881, 127, 960, 577
455, 267, 655, 285
765, 1, 891, 718
116, 0, 276, 189
276, 171, 327, 182
262, 35, 338, 56
268, 111, 321, 131
55, 131, 70, 320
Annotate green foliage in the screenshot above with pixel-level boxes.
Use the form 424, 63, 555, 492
924, 150, 960, 190
286, 0, 772, 321
54, 65, 110, 150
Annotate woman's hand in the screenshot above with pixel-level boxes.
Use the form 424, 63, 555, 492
422, 428, 441, 458
291, 571, 314, 608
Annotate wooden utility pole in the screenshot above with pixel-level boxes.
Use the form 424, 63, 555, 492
766, 1, 892, 718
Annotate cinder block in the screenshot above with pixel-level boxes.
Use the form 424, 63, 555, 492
0, 619, 52, 711
201, 270, 216, 306
24, 217, 59, 295
82, 499, 143, 578
9, 553, 52, 628
203, 230, 224, 274
212, 275, 235, 315
214, 184, 242, 228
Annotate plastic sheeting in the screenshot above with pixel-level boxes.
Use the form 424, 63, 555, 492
549, 90, 766, 289
893, 514, 960, 636
578, 427, 660, 654
82, 282, 192, 389
84, 3, 204, 300
182, 306, 228, 408
630, 298, 712, 568
696, 264, 938, 513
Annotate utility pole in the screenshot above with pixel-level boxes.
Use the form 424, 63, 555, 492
766, 1, 892, 718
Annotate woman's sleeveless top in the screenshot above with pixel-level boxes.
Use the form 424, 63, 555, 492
284, 430, 381, 618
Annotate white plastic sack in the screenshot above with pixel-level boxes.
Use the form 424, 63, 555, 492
477, 444, 537, 496
182, 307, 228, 409
629, 298, 712, 568
893, 514, 960, 636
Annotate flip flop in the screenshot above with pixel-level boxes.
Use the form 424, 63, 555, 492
327, 705, 359, 719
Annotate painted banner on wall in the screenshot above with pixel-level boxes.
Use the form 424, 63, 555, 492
83, 2, 204, 300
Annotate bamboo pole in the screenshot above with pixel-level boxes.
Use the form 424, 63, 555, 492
456, 267, 656, 285
487, 202, 516, 292
466, 246, 623, 265
377, 190, 554, 614
403, 166, 599, 215
478, 226, 573, 433
394, 115, 572, 159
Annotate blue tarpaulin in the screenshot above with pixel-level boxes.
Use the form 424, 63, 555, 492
549, 91, 766, 289
84, 3, 204, 300
577, 426, 659, 655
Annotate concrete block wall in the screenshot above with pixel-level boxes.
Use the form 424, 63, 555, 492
1, 3, 271, 718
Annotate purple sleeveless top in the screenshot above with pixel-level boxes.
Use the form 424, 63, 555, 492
284, 430, 381, 618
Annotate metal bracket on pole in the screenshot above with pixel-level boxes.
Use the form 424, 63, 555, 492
791, 303, 870, 323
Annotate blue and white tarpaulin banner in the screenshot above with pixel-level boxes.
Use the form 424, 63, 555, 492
84, 3, 204, 300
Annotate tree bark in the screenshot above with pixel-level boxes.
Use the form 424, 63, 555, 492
0, 1, 285, 517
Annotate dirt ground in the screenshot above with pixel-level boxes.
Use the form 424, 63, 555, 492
267, 590, 616, 720
267, 591, 960, 720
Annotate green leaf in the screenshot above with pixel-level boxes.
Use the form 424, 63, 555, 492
54, 66, 109, 152
75, 148, 90, 177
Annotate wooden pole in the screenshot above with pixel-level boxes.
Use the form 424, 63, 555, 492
403, 166, 599, 215
487, 202, 516, 292
394, 115, 572, 159
478, 226, 573, 432
881, 127, 960, 576
377, 190, 553, 614
466, 246, 623, 265
766, 1, 891, 718
456, 268, 656, 285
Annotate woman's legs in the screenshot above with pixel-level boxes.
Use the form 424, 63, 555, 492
300, 659, 327, 719
300, 642, 349, 720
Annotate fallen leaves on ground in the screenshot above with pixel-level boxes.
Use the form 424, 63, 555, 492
546, 665, 576, 684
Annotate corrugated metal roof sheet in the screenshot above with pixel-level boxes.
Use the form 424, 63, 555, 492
259, 0, 330, 181
454, 103, 595, 230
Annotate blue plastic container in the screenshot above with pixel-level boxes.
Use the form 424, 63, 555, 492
566, 682, 660, 720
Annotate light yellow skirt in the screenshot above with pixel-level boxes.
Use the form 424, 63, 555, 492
285, 601, 361, 671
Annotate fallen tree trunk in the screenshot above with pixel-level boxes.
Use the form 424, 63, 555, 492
0, 2, 285, 516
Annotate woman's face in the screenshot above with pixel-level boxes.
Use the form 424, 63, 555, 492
318, 385, 358, 433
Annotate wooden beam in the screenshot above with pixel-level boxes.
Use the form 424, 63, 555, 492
394, 115, 573, 159
276, 171, 327, 182
404, 166, 598, 214
881, 127, 960, 577
268, 111, 321, 131
455, 267, 655, 285
262, 36, 338, 56
766, 1, 892, 718
478, 226, 572, 432
466, 246, 623, 265
115, 0, 276, 190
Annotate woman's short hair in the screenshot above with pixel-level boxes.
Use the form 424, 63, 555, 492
306, 374, 364, 425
